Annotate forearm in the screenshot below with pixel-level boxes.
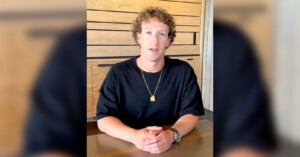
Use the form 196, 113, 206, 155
97, 116, 137, 143
171, 114, 199, 136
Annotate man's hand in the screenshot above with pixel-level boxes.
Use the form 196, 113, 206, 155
143, 129, 174, 154
131, 126, 162, 151
131, 126, 174, 154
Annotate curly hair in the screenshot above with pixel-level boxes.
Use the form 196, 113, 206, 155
132, 6, 176, 44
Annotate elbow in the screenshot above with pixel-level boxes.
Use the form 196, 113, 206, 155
188, 114, 200, 126
97, 119, 106, 133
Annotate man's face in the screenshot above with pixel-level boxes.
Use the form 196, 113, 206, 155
137, 17, 171, 62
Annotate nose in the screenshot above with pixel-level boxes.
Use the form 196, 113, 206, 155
151, 33, 159, 46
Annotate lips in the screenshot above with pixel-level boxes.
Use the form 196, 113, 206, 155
149, 48, 159, 53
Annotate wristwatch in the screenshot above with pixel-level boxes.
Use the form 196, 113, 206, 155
169, 128, 181, 144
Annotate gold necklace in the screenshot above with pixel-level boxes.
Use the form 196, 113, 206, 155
141, 70, 163, 102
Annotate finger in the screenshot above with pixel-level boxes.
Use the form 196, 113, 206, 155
143, 137, 159, 145
146, 127, 162, 136
148, 130, 161, 135
144, 139, 165, 150
141, 143, 156, 152
144, 144, 160, 153
144, 132, 157, 139
146, 126, 162, 131
149, 146, 166, 154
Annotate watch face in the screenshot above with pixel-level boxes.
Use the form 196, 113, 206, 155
175, 132, 181, 143
170, 128, 181, 143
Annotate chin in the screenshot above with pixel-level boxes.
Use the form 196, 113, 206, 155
149, 56, 163, 62
141, 52, 164, 62
150, 54, 164, 61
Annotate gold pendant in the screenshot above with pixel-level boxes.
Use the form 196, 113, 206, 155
150, 95, 155, 102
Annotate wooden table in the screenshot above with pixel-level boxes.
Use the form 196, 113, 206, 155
87, 120, 213, 157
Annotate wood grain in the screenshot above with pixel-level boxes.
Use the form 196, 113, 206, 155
87, 45, 200, 57
87, 10, 201, 26
87, 30, 196, 45
87, 22, 201, 32
87, 0, 202, 16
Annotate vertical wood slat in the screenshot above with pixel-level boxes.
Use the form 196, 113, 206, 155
87, 62, 94, 118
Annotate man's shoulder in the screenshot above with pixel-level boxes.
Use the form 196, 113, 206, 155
110, 57, 135, 72
165, 57, 193, 70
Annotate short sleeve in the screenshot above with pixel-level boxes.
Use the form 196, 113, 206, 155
179, 65, 204, 116
96, 67, 120, 120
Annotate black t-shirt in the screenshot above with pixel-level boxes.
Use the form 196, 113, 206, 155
97, 56, 204, 129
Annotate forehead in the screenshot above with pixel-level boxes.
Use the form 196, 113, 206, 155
141, 17, 169, 31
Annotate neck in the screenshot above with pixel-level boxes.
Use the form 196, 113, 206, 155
137, 56, 164, 73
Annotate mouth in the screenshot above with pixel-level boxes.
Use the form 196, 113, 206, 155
149, 48, 159, 53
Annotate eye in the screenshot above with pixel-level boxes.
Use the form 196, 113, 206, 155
159, 32, 167, 37
145, 31, 152, 35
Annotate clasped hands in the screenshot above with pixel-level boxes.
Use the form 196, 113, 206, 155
132, 126, 174, 154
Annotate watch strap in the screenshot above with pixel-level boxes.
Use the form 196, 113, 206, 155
169, 128, 181, 144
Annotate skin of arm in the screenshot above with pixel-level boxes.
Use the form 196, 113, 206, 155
170, 114, 200, 137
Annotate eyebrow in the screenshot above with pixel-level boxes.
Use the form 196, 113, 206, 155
143, 27, 168, 32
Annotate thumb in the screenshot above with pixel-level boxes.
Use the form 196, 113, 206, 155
146, 126, 162, 131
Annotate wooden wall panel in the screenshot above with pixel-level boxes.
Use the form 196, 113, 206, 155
87, 10, 135, 23
87, 23, 132, 31
159, 0, 202, 3
187, 56, 202, 88
87, 0, 202, 16
87, 10, 201, 26
87, 22, 200, 32
87, 45, 201, 57
87, 62, 94, 118
196, 33, 200, 45
87, 30, 196, 45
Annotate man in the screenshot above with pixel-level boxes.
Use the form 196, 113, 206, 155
96, 7, 204, 154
